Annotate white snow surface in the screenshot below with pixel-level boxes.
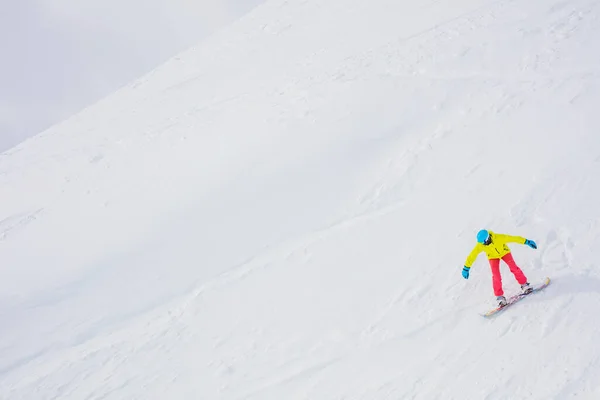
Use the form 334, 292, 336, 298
1, 0, 600, 398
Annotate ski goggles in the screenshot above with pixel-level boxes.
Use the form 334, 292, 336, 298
483, 236, 492, 246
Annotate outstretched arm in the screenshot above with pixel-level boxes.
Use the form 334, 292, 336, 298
465, 244, 483, 268
462, 244, 483, 279
496, 233, 526, 244
497, 233, 537, 249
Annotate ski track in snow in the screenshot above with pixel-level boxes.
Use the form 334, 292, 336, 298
1, 0, 600, 398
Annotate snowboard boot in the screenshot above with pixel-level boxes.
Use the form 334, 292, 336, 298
497, 295, 508, 307
521, 282, 533, 294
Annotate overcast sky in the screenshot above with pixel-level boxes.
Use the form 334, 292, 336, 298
0, 0, 263, 152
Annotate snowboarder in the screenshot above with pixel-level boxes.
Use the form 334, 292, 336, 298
461, 229, 538, 307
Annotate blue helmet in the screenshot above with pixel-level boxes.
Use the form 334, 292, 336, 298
477, 229, 490, 244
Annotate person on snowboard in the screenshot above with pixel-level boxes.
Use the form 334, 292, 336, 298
461, 229, 538, 307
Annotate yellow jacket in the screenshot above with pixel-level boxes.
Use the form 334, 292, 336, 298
464, 231, 527, 267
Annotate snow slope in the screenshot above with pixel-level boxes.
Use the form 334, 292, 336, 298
1, 0, 600, 398
0, 0, 265, 153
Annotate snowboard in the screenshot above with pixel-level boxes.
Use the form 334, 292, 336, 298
482, 276, 551, 318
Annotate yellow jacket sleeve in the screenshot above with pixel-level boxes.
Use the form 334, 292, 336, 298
465, 244, 483, 268
496, 233, 526, 244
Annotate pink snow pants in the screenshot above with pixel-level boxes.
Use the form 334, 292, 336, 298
489, 253, 528, 296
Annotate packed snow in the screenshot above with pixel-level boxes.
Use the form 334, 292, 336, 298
1, 0, 600, 398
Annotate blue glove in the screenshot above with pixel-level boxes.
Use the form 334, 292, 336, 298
462, 266, 470, 279
525, 239, 537, 249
